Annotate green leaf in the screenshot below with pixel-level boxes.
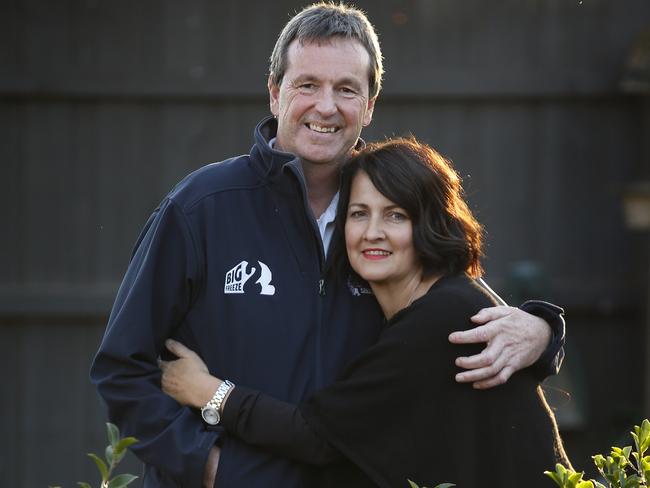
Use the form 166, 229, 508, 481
105, 444, 114, 466
106, 423, 120, 448
114, 436, 138, 457
433, 484, 455, 488
623, 446, 632, 460
407, 481, 420, 488
87, 452, 109, 481
108, 474, 138, 488
569, 471, 586, 482
593, 454, 606, 469
544, 471, 565, 487
576, 481, 594, 488
77, 483, 92, 488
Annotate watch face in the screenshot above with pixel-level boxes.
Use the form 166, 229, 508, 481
201, 407, 220, 425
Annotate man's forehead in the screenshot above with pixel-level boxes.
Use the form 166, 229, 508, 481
289, 36, 367, 56
284, 38, 371, 80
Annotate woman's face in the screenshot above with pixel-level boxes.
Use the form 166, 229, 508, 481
345, 171, 421, 286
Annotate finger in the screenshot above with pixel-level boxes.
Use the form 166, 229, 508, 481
455, 344, 508, 383
455, 337, 505, 370
455, 364, 496, 384
470, 305, 514, 324
165, 339, 196, 358
472, 366, 514, 390
449, 323, 496, 345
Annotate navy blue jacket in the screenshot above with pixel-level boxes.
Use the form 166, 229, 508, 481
91, 116, 564, 487
91, 117, 384, 487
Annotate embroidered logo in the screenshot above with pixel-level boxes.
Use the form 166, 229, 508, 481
224, 260, 276, 296
347, 275, 373, 296
255, 261, 276, 295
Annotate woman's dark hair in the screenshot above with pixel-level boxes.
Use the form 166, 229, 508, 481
336, 137, 484, 279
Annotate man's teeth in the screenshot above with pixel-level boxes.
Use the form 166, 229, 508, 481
308, 123, 338, 133
364, 250, 390, 256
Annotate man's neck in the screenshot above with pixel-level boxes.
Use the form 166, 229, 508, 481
301, 162, 340, 218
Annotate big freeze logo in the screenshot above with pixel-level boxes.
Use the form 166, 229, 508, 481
224, 260, 275, 296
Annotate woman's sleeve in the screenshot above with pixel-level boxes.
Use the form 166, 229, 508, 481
220, 385, 341, 466
220, 322, 435, 488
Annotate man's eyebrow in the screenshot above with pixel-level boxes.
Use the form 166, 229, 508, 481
337, 77, 363, 88
290, 74, 364, 88
291, 74, 318, 83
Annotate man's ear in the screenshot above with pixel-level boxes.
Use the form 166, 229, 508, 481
362, 96, 377, 127
268, 74, 280, 117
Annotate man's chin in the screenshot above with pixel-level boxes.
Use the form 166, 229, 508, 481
297, 149, 344, 166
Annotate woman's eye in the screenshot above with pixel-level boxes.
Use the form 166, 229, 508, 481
387, 212, 407, 222
349, 210, 366, 219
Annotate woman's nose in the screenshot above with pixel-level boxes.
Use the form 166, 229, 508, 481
363, 217, 385, 241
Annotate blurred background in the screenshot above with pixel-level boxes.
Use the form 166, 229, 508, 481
2, 0, 650, 485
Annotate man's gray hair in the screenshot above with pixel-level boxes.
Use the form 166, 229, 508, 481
269, 2, 384, 99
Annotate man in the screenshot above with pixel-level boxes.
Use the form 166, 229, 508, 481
91, 3, 564, 487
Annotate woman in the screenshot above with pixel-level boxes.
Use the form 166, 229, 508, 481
160, 138, 570, 487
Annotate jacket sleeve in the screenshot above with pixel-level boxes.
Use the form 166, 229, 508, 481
90, 197, 219, 487
475, 278, 566, 380
520, 300, 566, 380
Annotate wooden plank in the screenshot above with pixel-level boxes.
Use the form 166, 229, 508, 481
0, 323, 21, 486
3, 0, 650, 96
0, 102, 21, 284
8, 320, 143, 487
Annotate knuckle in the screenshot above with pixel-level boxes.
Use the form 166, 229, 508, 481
484, 350, 497, 365
485, 365, 497, 377
499, 369, 512, 383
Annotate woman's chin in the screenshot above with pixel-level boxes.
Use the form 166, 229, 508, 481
354, 272, 385, 286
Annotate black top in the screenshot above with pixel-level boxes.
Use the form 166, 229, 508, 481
223, 274, 570, 488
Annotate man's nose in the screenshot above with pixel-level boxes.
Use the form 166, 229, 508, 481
314, 88, 337, 117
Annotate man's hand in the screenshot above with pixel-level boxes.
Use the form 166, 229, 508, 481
203, 445, 220, 488
448, 306, 552, 389
159, 339, 218, 408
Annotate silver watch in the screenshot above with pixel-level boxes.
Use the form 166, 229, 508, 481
201, 380, 234, 425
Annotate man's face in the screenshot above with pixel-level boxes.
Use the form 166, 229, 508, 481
269, 38, 376, 169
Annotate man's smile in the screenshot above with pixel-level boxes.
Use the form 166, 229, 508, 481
306, 122, 340, 133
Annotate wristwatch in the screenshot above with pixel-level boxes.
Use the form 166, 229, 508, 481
201, 380, 234, 425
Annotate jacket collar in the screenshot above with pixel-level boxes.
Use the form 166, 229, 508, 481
250, 116, 297, 180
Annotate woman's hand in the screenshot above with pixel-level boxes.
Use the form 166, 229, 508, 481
159, 339, 220, 408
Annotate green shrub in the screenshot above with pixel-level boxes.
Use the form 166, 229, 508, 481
545, 419, 650, 488
50, 423, 138, 488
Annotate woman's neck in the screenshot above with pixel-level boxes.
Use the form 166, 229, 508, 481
371, 272, 441, 320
